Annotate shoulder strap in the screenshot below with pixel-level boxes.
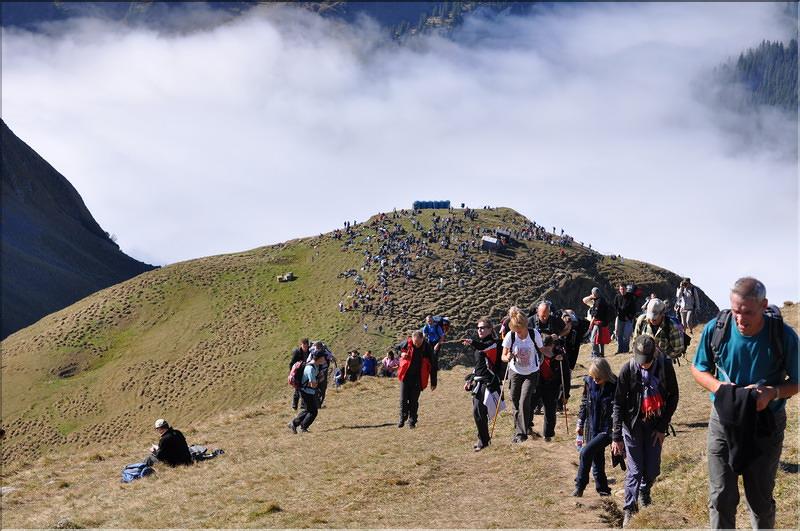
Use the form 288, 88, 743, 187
710, 310, 733, 369
509, 331, 516, 350
766, 315, 786, 376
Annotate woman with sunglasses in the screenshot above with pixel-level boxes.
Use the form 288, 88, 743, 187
462, 317, 505, 451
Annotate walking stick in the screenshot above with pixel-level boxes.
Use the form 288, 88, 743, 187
490, 360, 511, 439
559, 357, 569, 435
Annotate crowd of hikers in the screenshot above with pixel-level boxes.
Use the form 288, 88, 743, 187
285, 276, 798, 529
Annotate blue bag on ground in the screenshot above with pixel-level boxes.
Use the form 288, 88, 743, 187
121, 462, 154, 483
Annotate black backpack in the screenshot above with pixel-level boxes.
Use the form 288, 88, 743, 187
709, 310, 786, 379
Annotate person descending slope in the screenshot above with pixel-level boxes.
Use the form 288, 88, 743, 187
462, 317, 505, 451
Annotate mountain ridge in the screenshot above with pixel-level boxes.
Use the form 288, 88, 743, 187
1, 119, 156, 339
1, 204, 717, 469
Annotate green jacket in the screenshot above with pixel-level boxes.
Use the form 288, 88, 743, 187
632, 314, 684, 357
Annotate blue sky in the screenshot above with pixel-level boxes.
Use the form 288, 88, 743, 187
1, 2, 796, 307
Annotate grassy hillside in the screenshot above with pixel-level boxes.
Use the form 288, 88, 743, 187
1, 309, 797, 528
1, 207, 716, 472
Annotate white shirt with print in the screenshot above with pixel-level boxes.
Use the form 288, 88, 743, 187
502, 329, 543, 375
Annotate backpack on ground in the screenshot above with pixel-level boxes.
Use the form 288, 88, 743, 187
189, 445, 225, 462
288, 360, 307, 389
709, 309, 786, 379
121, 462, 154, 483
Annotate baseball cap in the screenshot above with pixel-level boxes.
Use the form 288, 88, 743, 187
633, 335, 657, 365
154, 418, 169, 429
645, 298, 666, 320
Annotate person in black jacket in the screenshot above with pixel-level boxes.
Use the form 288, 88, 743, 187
573, 357, 617, 497
289, 338, 310, 410
611, 335, 679, 527
613, 284, 638, 354
530, 335, 570, 441
145, 419, 193, 467
462, 317, 505, 451
583, 288, 613, 357
561, 310, 590, 371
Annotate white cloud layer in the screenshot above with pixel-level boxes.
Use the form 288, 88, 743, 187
2, 2, 797, 307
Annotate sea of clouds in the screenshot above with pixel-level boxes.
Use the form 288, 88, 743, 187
2, 2, 796, 306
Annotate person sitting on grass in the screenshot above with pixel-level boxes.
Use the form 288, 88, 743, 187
381, 351, 399, 377
144, 419, 192, 467
362, 350, 377, 376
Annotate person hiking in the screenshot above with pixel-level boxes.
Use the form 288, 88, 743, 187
675, 278, 700, 334
307, 342, 337, 408
611, 335, 679, 527
501, 306, 543, 443
573, 358, 616, 497
690, 277, 798, 530
397, 330, 438, 428
462, 317, 505, 451
562, 309, 590, 371
583, 287, 612, 357
344, 350, 363, 382
422, 315, 445, 353
530, 335, 570, 442
361, 350, 377, 376
145, 419, 192, 467
614, 284, 637, 354
529, 301, 567, 415
528, 301, 566, 339
290, 338, 310, 410
288, 350, 328, 433
631, 298, 684, 361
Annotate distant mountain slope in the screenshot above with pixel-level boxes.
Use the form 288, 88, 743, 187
0, 206, 716, 468
0, 120, 155, 338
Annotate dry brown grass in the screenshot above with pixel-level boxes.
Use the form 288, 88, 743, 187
2, 312, 798, 529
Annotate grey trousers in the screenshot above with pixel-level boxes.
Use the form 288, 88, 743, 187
680, 309, 694, 330
508, 370, 539, 438
707, 407, 786, 529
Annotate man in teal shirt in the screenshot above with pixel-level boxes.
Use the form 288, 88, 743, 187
691, 277, 798, 529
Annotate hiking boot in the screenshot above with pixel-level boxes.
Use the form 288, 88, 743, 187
473, 442, 488, 452
512, 435, 527, 444
622, 509, 634, 528
571, 486, 584, 497
287, 422, 297, 434
544, 436, 552, 442
299, 428, 310, 433
597, 488, 612, 497
409, 421, 417, 429
638, 490, 652, 507
397, 420, 405, 428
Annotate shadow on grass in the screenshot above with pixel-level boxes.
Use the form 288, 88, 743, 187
324, 423, 396, 432
779, 461, 799, 473
682, 421, 709, 429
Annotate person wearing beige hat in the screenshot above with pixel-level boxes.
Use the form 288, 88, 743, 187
144, 419, 192, 467
631, 298, 685, 360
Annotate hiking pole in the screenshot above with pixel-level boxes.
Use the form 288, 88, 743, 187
559, 357, 569, 436
490, 357, 512, 439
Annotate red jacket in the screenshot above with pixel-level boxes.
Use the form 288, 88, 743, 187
397, 337, 438, 389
